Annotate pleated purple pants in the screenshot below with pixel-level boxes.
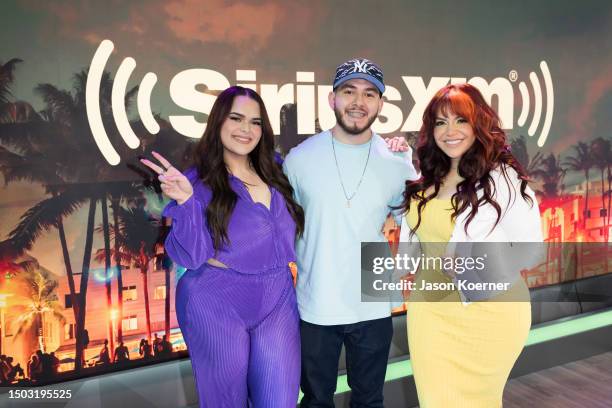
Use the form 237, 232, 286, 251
176, 264, 300, 407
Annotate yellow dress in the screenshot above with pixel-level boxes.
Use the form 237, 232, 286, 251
406, 198, 531, 408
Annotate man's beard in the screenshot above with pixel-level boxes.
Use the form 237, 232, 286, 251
334, 107, 378, 135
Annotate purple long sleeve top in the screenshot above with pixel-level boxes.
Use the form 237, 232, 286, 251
161, 168, 297, 274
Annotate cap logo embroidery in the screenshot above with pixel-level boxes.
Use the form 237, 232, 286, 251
353, 60, 369, 73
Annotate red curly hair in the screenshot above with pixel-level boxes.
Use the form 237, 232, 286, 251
396, 83, 532, 238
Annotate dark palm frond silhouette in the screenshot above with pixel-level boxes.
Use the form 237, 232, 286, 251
563, 141, 593, 228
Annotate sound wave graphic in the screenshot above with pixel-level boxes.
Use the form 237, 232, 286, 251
86, 39, 555, 165
86, 39, 160, 166
516, 61, 554, 147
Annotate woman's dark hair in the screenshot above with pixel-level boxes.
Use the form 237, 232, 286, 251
397, 83, 533, 239
193, 86, 304, 250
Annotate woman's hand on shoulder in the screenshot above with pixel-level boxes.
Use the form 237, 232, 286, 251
140, 151, 193, 204
384, 136, 410, 152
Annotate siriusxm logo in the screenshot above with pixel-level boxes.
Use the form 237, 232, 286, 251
87, 39, 553, 165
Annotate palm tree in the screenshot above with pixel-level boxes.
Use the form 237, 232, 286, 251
110, 194, 125, 343
591, 138, 611, 240
563, 142, 593, 229
510, 135, 543, 176
607, 138, 612, 232
0, 240, 30, 283
95, 206, 159, 344
590, 138, 610, 276
0, 58, 23, 122
532, 153, 571, 282
1, 62, 190, 369
4, 180, 98, 369
94, 186, 147, 352
0, 68, 139, 370
0, 243, 40, 355
98, 195, 115, 358
532, 153, 566, 201
11, 261, 66, 353
163, 248, 172, 339
155, 224, 173, 340
119, 205, 159, 345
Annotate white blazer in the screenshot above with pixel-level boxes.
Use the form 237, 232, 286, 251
399, 164, 544, 302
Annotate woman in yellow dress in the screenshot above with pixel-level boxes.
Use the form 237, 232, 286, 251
397, 83, 543, 407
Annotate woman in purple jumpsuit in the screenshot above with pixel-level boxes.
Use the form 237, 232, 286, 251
141, 86, 304, 407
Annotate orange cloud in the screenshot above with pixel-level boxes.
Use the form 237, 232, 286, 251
163, 0, 281, 52
18, 0, 325, 67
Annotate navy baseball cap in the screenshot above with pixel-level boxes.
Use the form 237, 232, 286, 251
333, 58, 385, 94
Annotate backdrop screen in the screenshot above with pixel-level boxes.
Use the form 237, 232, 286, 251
0, 0, 610, 386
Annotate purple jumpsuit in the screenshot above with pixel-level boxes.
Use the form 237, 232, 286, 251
162, 168, 300, 407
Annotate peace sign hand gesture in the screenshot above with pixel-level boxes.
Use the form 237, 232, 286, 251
140, 151, 193, 205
